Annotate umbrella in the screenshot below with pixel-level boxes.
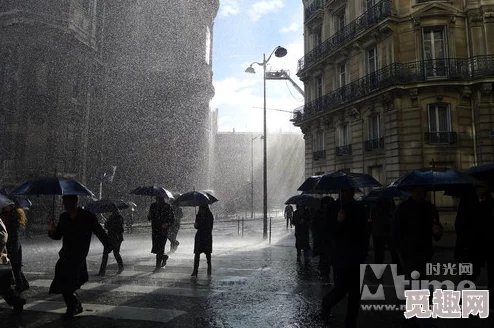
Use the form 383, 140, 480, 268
116, 200, 137, 210
284, 194, 320, 208
361, 187, 409, 202
10, 177, 95, 218
0, 188, 32, 209
130, 186, 174, 201
0, 195, 14, 209
301, 171, 381, 193
389, 168, 486, 192
200, 191, 218, 203
297, 175, 322, 192
465, 164, 494, 187
175, 191, 217, 207
85, 199, 120, 213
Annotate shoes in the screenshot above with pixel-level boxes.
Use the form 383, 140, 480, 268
207, 267, 212, 276
296, 255, 301, 262
10, 298, 26, 317
61, 304, 83, 320
153, 267, 162, 273
117, 266, 124, 274
161, 255, 169, 268
191, 271, 198, 277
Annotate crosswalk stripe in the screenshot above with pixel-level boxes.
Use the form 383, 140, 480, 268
0, 300, 186, 323
28, 279, 226, 298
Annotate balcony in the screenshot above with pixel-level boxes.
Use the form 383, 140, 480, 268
298, 0, 392, 74
292, 55, 494, 124
336, 145, 352, 156
305, 0, 324, 23
313, 150, 326, 161
365, 138, 384, 151
425, 132, 457, 145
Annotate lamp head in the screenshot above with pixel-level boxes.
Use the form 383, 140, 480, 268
245, 66, 256, 74
274, 47, 287, 58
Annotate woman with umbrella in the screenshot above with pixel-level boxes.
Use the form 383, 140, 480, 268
191, 204, 214, 277
148, 196, 175, 272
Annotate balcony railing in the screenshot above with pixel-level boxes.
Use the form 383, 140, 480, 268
298, 0, 392, 74
305, 0, 324, 22
425, 132, 457, 144
365, 138, 384, 151
292, 55, 494, 124
336, 145, 352, 156
313, 150, 326, 161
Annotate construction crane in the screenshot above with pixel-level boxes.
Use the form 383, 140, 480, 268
265, 69, 305, 97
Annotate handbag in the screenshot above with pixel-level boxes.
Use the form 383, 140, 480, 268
0, 263, 13, 291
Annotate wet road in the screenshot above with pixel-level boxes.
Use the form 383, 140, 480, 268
1, 218, 493, 328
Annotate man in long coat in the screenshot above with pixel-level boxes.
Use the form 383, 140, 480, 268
148, 196, 175, 272
48, 195, 112, 320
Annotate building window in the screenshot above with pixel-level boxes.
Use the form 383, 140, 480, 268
362, 0, 376, 13
367, 47, 378, 74
314, 130, 324, 151
426, 103, 456, 144
339, 124, 349, 146
336, 9, 345, 31
368, 114, 381, 140
338, 63, 347, 88
314, 76, 323, 99
313, 27, 322, 48
423, 28, 447, 77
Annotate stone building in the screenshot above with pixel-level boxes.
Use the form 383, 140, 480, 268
0, 1, 219, 199
293, 0, 494, 223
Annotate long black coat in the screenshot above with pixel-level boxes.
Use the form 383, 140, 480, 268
104, 213, 124, 253
194, 208, 213, 254
49, 208, 111, 294
148, 202, 175, 254
292, 209, 311, 250
328, 200, 368, 268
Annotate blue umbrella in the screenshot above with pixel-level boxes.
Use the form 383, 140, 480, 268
0, 188, 32, 209
130, 186, 174, 201
0, 195, 14, 209
175, 191, 217, 207
361, 187, 409, 202
389, 168, 486, 192
310, 171, 382, 193
85, 199, 119, 214
465, 164, 494, 188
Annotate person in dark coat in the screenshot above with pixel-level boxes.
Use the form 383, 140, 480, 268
168, 203, 183, 253
454, 185, 494, 300
1, 203, 29, 293
292, 204, 311, 263
370, 197, 398, 264
191, 204, 214, 276
48, 195, 112, 320
148, 196, 175, 272
284, 204, 294, 229
321, 188, 368, 328
98, 208, 124, 276
317, 196, 334, 281
393, 186, 442, 279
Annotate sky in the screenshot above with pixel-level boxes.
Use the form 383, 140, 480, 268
211, 0, 304, 133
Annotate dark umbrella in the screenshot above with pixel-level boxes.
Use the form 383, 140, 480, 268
0, 195, 14, 209
361, 187, 409, 202
285, 194, 320, 208
175, 191, 217, 207
0, 188, 32, 209
85, 199, 120, 214
130, 186, 174, 201
10, 177, 95, 218
200, 191, 218, 203
116, 200, 137, 210
307, 171, 382, 193
465, 164, 494, 187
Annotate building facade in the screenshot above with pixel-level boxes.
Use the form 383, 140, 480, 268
0, 1, 219, 199
293, 0, 494, 223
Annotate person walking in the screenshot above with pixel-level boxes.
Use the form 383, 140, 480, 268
370, 197, 398, 264
317, 196, 334, 281
284, 204, 294, 229
48, 195, 112, 320
98, 208, 124, 276
168, 203, 183, 253
0, 202, 29, 294
292, 204, 311, 263
148, 196, 175, 272
191, 204, 214, 277
321, 188, 368, 328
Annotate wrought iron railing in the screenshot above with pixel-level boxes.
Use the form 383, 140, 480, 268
425, 132, 457, 144
365, 138, 384, 151
293, 55, 494, 124
336, 145, 352, 156
313, 150, 326, 161
305, 0, 324, 22
298, 0, 392, 73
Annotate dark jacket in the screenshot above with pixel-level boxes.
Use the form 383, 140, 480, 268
148, 202, 175, 254
328, 199, 368, 268
292, 208, 311, 250
170, 205, 183, 233
194, 207, 214, 254
371, 198, 395, 238
49, 208, 111, 294
105, 212, 124, 252
455, 193, 494, 263
393, 197, 439, 264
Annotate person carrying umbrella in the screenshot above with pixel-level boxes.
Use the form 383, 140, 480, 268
148, 196, 175, 272
292, 204, 311, 264
98, 208, 125, 276
48, 195, 112, 320
191, 204, 214, 277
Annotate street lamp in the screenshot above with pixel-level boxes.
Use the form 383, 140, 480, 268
251, 133, 263, 219
245, 46, 287, 240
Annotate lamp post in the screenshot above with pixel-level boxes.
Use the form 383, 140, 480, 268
251, 133, 263, 219
245, 46, 287, 240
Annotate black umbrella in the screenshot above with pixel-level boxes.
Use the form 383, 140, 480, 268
361, 187, 409, 202
302, 171, 381, 193
200, 191, 218, 203
0, 195, 14, 209
116, 200, 137, 210
85, 199, 120, 214
130, 186, 174, 201
285, 194, 320, 208
0, 188, 32, 209
466, 164, 494, 187
175, 191, 217, 207
10, 177, 95, 218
